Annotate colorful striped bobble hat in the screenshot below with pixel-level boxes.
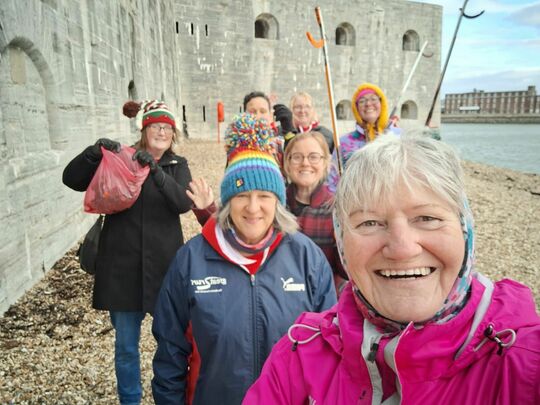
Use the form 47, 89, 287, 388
220, 113, 286, 206
122, 99, 177, 130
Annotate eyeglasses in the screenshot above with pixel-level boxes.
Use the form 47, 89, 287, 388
289, 152, 325, 165
148, 123, 174, 134
357, 96, 380, 106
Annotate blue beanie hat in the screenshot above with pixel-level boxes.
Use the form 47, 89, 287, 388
220, 114, 285, 205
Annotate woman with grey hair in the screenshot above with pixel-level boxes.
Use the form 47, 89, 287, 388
244, 134, 540, 404
151, 113, 336, 405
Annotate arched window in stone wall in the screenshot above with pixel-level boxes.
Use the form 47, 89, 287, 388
401, 100, 418, 119
402, 30, 420, 51
0, 39, 62, 156
255, 14, 279, 40
335, 23, 355, 46
336, 100, 352, 120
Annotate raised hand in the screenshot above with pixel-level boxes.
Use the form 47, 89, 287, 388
187, 177, 214, 209
273, 104, 295, 134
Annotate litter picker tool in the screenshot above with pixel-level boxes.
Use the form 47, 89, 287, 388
306, 7, 343, 175
388, 41, 430, 124
425, 0, 484, 127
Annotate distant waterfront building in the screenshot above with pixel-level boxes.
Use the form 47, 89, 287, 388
443, 86, 540, 115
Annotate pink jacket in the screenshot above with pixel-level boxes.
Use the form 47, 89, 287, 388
244, 275, 540, 404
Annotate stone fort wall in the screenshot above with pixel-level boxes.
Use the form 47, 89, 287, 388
0, 0, 441, 314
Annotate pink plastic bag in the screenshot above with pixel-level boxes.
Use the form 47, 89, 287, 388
84, 146, 150, 214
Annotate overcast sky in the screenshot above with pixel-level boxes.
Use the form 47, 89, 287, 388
415, 0, 540, 96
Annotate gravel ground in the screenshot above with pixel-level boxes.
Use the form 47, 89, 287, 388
1, 139, 538, 404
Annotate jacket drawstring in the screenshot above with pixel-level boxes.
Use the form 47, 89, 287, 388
288, 324, 322, 352
474, 324, 516, 355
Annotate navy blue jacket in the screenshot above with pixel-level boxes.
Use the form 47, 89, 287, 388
152, 227, 337, 404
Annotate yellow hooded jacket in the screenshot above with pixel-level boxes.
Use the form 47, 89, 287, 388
351, 83, 389, 142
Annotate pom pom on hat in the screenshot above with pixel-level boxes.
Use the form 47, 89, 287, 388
224, 113, 274, 157
123, 99, 177, 131
123, 101, 141, 118
221, 113, 285, 205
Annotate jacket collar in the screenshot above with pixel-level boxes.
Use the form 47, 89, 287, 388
157, 151, 178, 167
320, 277, 534, 383
201, 217, 285, 270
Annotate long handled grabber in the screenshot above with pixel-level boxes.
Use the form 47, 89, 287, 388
306, 7, 343, 175
388, 41, 430, 125
425, 0, 484, 127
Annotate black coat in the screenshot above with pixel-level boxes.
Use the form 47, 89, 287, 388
63, 146, 192, 313
313, 124, 334, 154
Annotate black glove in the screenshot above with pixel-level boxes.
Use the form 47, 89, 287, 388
133, 150, 166, 187
97, 138, 121, 153
87, 138, 121, 160
132, 149, 158, 172
273, 104, 295, 134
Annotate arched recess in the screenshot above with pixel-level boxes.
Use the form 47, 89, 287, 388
0, 37, 62, 159
401, 100, 418, 119
335, 23, 355, 46
402, 30, 420, 51
336, 100, 352, 120
254, 14, 279, 40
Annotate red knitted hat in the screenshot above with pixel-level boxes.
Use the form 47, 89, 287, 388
122, 99, 176, 130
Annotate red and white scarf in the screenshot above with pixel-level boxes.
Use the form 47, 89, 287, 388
297, 121, 320, 133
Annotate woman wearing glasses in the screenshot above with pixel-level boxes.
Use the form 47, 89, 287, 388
327, 83, 401, 193
62, 99, 193, 405
290, 91, 334, 153
283, 132, 347, 293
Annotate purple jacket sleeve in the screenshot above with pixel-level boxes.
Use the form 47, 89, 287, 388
326, 150, 340, 194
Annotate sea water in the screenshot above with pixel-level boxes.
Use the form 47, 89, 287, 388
440, 123, 540, 175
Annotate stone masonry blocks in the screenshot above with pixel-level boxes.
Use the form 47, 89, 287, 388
0, 0, 442, 314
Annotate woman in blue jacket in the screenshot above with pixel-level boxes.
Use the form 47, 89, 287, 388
151, 114, 337, 405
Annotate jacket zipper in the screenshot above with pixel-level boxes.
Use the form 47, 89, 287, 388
250, 273, 259, 382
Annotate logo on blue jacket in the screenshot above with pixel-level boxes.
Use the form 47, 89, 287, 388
281, 277, 306, 292
191, 276, 227, 293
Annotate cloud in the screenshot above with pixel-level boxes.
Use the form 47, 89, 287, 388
509, 2, 540, 29
442, 67, 540, 94
474, 0, 537, 14
418, 0, 540, 16
459, 37, 540, 47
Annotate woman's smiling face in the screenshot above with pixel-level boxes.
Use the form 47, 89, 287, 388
291, 95, 315, 127
285, 137, 327, 190
229, 190, 277, 245
343, 183, 465, 323
357, 94, 381, 124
